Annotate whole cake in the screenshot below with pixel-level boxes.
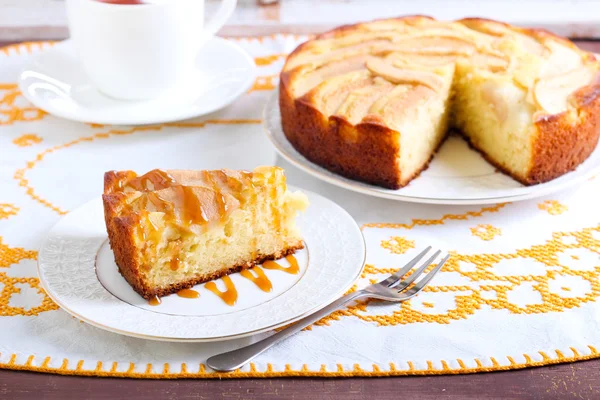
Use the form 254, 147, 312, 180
103, 167, 308, 299
280, 16, 600, 189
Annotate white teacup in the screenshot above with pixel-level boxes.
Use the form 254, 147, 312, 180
66, 0, 237, 100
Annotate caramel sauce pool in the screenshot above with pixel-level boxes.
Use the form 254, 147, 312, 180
177, 288, 200, 299
148, 295, 161, 306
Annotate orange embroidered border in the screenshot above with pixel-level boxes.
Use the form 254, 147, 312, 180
0, 41, 56, 56
362, 203, 508, 229
0, 346, 598, 378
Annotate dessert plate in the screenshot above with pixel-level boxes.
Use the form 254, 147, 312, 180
264, 90, 600, 205
37, 189, 365, 342
18, 38, 255, 125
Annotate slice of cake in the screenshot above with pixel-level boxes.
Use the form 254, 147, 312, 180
102, 167, 309, 299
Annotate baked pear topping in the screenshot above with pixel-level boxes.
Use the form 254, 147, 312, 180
365, 57, 445, 91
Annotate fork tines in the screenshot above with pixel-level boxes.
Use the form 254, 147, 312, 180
376, 246, 450, 296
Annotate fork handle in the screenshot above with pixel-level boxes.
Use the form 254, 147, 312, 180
206, 290, 367, 372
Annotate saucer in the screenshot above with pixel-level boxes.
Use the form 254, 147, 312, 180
18, 37, 256, 125
37, 189, 365, 342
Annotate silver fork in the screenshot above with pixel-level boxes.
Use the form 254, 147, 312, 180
206, 246, 450, 372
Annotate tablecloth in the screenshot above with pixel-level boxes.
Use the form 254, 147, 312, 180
1, 36, 600, 378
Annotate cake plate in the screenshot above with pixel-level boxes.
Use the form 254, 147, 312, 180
37, 188, 365, 342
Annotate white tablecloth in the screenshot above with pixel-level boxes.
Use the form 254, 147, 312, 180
1, 37, 600, 378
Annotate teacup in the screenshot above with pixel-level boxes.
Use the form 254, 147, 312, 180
66, 0, 237, 100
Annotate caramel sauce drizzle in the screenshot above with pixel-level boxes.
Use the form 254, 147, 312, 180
175, 185, 208, 226
126, 169, 177, 192
177, 288, 200, 299
226, 172, 245, 194
121, 170, 256, 228
148, 295, 161, 306
240, 266, 273, 292
205, 276, 238, 306
262, 255, 300, 275
146, 191, 175, 213
204, 171, 229, 223
146, 255, 300, 306
139, 191, 175, 245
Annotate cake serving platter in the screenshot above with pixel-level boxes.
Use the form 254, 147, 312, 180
37, 188, 365, 342
264, 90, 600, 205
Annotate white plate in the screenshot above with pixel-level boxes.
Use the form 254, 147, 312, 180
18, 38, 256, 125
264, 90, 600, 205
37, 189, 365, 342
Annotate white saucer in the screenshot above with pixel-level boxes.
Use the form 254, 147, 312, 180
18, 38, 256, 125
264, 90, 600, 205
37, 189, 365, 342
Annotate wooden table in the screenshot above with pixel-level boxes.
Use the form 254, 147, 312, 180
1, 38, 600, 400
2, 359, 600, 399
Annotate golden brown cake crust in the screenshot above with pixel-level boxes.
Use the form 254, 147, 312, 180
107, 213, 146, 298
104, 170, 137, 194
280, 16, 600, 189
280, 85, 404, 188
528, 82, 600, 184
